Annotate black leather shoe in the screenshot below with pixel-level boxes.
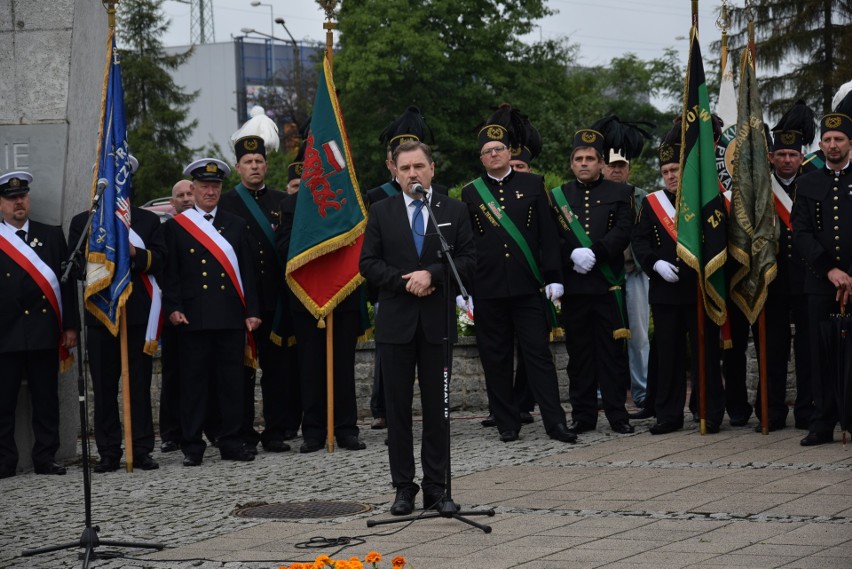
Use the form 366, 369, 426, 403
729, 416, 750, 427
628, 407, 655, 420
390, 487, 417, 515
282, 429, 299, 440
550, 423, 578, 443
481, 415, 497, 427
300, 439, 323, 453
220, 448, 255, 461
649, 422, 681, 435
754, 421, 786, 433
182, 455, 202, 467
262, 440, 291, 453
93, 457, 121, 473
0, 465, 15, 479
499, 430, 519, 442
160, 441, 179, 453
244, 444, 258, 456
338, 435, 366, 451
610, 421, 635, 434
34, 462, 66, 475
800, 431, 833, 446
135, 455, 159, 470
423, 492, 461, 512
520, 411, 534, 424
567, 420, 595, 435
704, 422, 721, 434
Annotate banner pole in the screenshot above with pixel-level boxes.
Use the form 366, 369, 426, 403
120, 305, 134, 471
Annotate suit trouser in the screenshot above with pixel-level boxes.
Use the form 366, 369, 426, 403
563, 294, 630, 426
379, 327, 447, 493
179, 328, 245, 458
807, 294, 841, 434
475, 294, 566, 435
652, 304, 725, 426
0, 349, 60, 469
790, 294, 814, 426
87, 325, 154, 459
293, 310, 360, 442
370, 304, 387, 419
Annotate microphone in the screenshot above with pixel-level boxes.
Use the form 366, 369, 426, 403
94, 178, 109, 201
412, 183, 427, 196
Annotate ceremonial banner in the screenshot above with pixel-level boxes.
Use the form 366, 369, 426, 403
715, 50, 737, 193
84, 32, 133, 334
675, 27, 728, 326
285, 56, 367, 321
728, 49, 778, 324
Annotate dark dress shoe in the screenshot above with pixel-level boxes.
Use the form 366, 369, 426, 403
338, 435, 366, 450
135, 455, 159, 470
262, 440, 291, 453
282, 429, 299, 441
94, 457, 121, 473
220, 448, 255, 461
754, 420, 786, 433
160, 441, 180, 453
423, 492, 460, 512
0, 465, 16, 479
729, 416, 750, 427
610, 421, 635, 434
182, 455, 202, 467
244, 444, 258, 456
499, 430, 519, 442
649, 422, 681, 435
371, 417, 387, 429
34, 462, 66, 475
800, 431, 833, 446
550, 423, 578, 443
704, 422, 721, 434
390, 487, 417, 515
520, 411, 534, 424
629, 407, 655, 420
481, 415, 497, 427
300, 439, 324, 453
567, 420, 595, 435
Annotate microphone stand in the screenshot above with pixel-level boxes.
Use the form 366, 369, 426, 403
367, 189, 495, 533
22, 185, 163, 566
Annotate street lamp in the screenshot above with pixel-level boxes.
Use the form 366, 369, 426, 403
250, 1, 276, 83
274, 17, 302, 113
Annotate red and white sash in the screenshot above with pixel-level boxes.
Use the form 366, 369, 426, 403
0, 222, 72, 366
770, 176, 793, 231
128, 228, 163, 356
646, 190, 677, 242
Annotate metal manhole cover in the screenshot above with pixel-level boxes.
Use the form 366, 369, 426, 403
234, 501, 372, 519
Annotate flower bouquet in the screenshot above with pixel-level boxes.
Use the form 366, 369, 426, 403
279, 552, 407, 569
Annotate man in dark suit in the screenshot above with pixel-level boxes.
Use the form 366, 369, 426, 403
68, 156, 166, 472
360, 140, 476, 515
219, 135, 293, 454
0, 171, 78, 477
161, 158, 260, 465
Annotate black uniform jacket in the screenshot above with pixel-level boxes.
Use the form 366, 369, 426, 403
161, 208, 260, 330
461, 170, 562, 299
631, 190, 698, 305
0, 220, 78, 352
791, 166, 852, 296
551, 177, 633, 295
359, 191, 475, 345
69, 207, 165, 328
772, 173, 806, 296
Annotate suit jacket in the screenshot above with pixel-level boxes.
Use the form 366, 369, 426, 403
68, 206, 165, 328
552, 177, 633, 295
219, 186, 288, 314
366, 180, 449, 206
461, 170, 562, 299
771, 172, 807, 296
0, 220, 78, 353
359, 191, 475, 345
161, 208, 259, 330
791, 165, 852, 296
631, 191, 699, 305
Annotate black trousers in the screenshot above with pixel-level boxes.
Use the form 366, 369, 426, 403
563, 294, 629, 426
790, 294, 814, 426
178, 328, 245, 458
807, 294, 842, 434
0, 349, 60, 469
379, 327, 447, 493
87, 325, 154, 459
293, 310, 360, 442
370, 304, 387, 419
651, 303, 725, 426
475, 294, 566, 435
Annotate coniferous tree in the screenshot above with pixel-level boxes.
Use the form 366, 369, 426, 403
118, 0, 198, 204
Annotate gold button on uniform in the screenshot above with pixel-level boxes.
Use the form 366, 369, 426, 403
202, 271, 207, 277
203, 284, 208, 290
190, 248, 195, 253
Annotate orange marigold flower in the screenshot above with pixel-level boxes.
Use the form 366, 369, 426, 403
348, 557, 365, 569
315, 555, 333, 566
336, 561, 351, 569
391, 555, 406, 568
365, 551, 382, 564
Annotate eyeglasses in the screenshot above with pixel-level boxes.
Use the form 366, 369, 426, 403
480, 145, 508, 157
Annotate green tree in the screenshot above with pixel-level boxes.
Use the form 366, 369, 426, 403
118, 0, 198, 204
718, 0, 852, 115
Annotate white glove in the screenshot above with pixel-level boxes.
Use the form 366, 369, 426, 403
456, 294, 474, 314
653, 260, 680, 283
570, 247, 596, 273
545, 283, 564, 301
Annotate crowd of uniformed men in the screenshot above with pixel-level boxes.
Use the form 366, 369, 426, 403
2, 89, 851, 514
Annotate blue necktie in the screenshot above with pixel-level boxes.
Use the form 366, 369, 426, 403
411, 199, 424, 255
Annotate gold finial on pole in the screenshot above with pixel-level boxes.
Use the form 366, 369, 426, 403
103, 1, 119, 31
717, 0, 730, 72
692, 0, 699, 29
746, 0, 756, 61
317, 0, 338, 66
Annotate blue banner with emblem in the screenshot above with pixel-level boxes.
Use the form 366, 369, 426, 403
84, 33, 133, 335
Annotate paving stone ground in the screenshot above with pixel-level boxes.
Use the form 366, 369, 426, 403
1, 412, 851, 569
